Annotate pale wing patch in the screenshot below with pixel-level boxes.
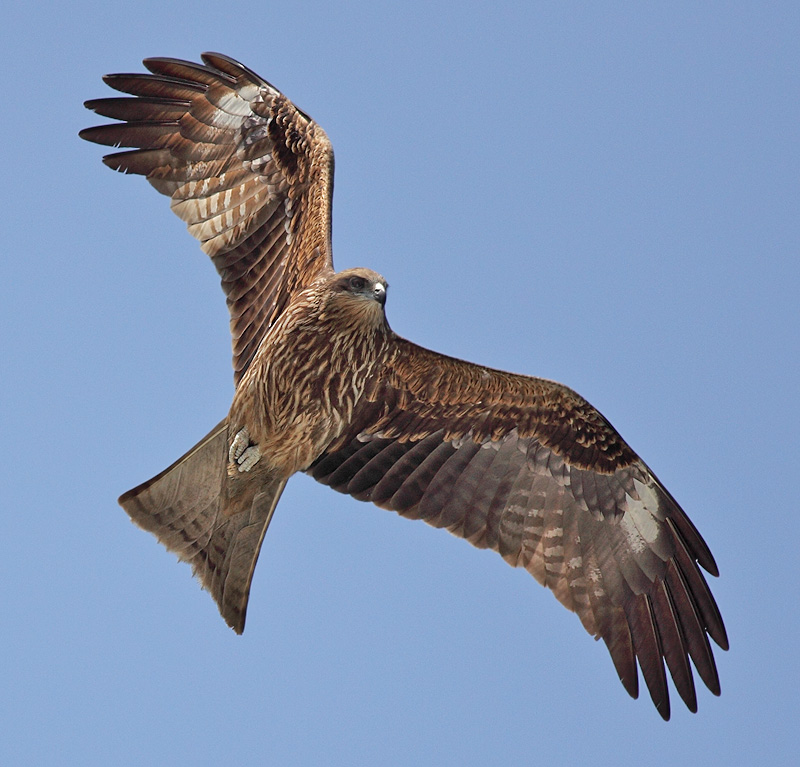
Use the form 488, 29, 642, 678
619, 477, 667, 565
630, 478, 665, 539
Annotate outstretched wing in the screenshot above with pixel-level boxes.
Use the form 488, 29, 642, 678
308, 337, 728, 719
81, 53, 335, 382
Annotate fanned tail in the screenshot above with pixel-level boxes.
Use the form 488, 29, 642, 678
119, 419, 286, 633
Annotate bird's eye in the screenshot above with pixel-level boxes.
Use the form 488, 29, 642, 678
349, 276, 366, 291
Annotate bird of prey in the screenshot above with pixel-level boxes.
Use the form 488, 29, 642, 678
81, 52, 727, 719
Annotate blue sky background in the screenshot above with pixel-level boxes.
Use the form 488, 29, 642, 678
3, 2, 798, 764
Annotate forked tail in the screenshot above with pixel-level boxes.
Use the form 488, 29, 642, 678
119, 420, 286, 633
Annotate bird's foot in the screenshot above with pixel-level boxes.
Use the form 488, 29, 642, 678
229, 428, 262, 472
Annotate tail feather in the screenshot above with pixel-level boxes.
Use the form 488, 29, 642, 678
119, 419, 286, 633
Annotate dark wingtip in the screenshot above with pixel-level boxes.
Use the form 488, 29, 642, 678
78, 125, 101, 143
714, 620, 730, 652
79, 124, 121, 147
200, 51, 244, 69
702, 549, 720, 579
101, 154, 124, 171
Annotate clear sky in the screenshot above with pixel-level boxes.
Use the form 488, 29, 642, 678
4, 2, 798, 765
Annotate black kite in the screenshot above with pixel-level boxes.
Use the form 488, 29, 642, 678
81, 53, 727, 719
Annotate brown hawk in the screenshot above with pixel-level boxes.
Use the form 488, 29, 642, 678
81, 52, 727, 719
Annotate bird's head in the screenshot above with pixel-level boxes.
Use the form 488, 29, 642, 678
331, 268, 387, 307
319, 268, 389, 331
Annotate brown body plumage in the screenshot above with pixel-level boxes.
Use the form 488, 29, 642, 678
229, 268, 390, 478
82, 53, 727, 720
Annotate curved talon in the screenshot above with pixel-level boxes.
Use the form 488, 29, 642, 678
228, 428, 251, 464
237, 445, 262, 472
228, 428, 262, 472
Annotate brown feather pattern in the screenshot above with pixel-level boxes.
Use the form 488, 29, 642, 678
308, 336, 729, 719
82, 53, 727, 719
81, 52, 334, 382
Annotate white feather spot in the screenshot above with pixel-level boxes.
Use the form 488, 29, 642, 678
624, 479, 662, 546
619, 513, 646, 554
544, 545, 564, 558
633, 478, 662, 517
